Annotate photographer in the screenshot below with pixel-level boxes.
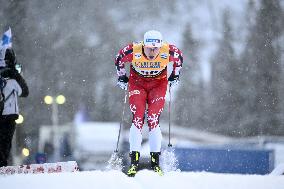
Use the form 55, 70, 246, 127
0, 47, 29, 167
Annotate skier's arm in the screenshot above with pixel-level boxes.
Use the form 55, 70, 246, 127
169, 44, 183, 76
115, 44, 133, 77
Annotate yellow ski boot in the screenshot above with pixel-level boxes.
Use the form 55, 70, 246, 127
150, 152, 163, 176
127, 151, 140, 177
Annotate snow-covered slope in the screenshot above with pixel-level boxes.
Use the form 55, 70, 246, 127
1, 170, 283, 189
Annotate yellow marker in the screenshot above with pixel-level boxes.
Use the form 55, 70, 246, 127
56, 95, 66, 104
15, 114, 24, 124
22, 148, 30, 157
44, 95, 53, 104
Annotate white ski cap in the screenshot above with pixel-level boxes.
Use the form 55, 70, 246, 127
143, 30, 163, 47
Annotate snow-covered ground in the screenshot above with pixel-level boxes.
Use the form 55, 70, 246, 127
1, 170, 283, 189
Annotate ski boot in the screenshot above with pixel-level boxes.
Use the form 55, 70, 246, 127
127, 151, 140, 177
150, 152, 163, 176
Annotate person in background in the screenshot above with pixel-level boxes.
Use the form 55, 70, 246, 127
0, 28, 29, 167
115, 30, 183, 176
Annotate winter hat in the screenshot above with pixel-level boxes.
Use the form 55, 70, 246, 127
143, 30, 163, 48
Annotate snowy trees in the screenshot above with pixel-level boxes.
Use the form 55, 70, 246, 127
241, 0, 283, 135
210, 9, 240, 135
174, 0, 284, 136
174, 24, 208, 130
208, 0, 283, 136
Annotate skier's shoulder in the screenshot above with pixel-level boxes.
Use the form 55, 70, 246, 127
167, 43, 183, 63
120, 43, 135, 53
116, 43, 134, 62
168, 43, 181, 52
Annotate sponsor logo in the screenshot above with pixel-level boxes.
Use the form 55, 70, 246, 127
129, 90, 140, 97
160, 53, 168, 59
134, 61, 161, 68
135, 53, 142, 59
146, 39, 161, 43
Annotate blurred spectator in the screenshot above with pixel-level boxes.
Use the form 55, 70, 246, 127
35, 153, 47, 164
0, 28, 29, 167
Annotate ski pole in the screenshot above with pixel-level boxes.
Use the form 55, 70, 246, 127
168, 84, 172, 147
115, 90, 128, 152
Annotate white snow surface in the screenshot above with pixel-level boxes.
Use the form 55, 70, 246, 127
1, 170, 283, 189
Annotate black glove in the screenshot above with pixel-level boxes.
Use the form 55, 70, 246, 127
117, 75, 129, 90
0, 67, 10, 76
3, 68, 18, 79
9, 68, 19, 79
118, 75, 129, 83
4, 48, 17, 68
0, 67, 17, 78
168, 73, 180, 87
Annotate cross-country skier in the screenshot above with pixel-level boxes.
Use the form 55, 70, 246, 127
115, 30, 183, 176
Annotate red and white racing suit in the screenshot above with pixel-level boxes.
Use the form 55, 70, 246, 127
115, 41, 183, 152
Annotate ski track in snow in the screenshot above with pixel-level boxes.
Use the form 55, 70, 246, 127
1, 170, 283, 189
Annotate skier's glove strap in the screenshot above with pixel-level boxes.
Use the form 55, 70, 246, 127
168, 73, 180, 88
117, 75, 129, 90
